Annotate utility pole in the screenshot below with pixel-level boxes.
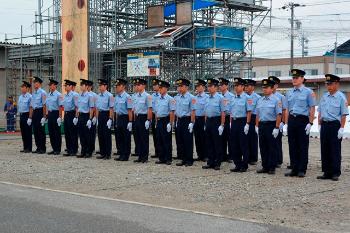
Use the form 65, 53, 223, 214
282, 2, 305, 71
334, 33, 338, 74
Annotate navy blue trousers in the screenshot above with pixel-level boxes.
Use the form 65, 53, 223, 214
176, 117, 193, 164
134, 114, 149, 161
48, 110, 62, 153
32, 108, 46, 152
115, 114, 131, 160
320, 121, 342, 177
20, 112, 32, 151
287, 115, 309, 173
64, 111, 78, 154
247, 114, 258, 163
156, 116, 172, 163
206, 116, 223, 167
230, 117, 249, 170
259, 121, 278, 171
194, 116, 207, 160
98, 111, 112, 157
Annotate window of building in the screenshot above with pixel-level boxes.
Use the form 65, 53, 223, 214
244, 71, 256, 79
304, 69, 318, 75
268, 71, 281, 77
336, 68, 343, 74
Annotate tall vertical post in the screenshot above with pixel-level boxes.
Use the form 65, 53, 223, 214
290, 5, 294, 71
20, 25, 23, 85
334, 33, 338, 74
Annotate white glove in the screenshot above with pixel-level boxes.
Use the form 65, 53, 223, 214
92, 117, 97, 125
14, 115, 16, 119
243, 123, 249, 135
175, 121, 178, 128
106, 119, 112, 129
279, 122, 284, 133
86, 119, 92, 129
204, 125, 206, 131
318, 125, 321, 132
57, 117, 62, 127
73, 117, 78, 126
338, 128, 344, 139
96, 119, 99, 126
255, 126, 259, 135
218, 125, 224, 136
188, 122, 194, 133
27, 118, 32, 126
166, 123, 172, 133
283, 124, 288, 136
145, 120, 150, 130
230, 122, 231, 129
305, 123, 312, 135
272, 128, 279, 138
127, 122, 133, 132
40, 117, 46, 126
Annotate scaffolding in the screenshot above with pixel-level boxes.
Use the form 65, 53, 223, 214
5, 0, 272, 97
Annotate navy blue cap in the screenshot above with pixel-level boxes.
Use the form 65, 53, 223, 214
245, 79, 257, 86
49, 79, 59, 85
98, 79, 108, 85
291, 69, 306, 77
32, 76, 43, 84
176, 78, 190, 86
219, 77, 230, 85
21, 81, 31, 88
262, 79, 275, 87
207, 78, 219, 86
268, 76, 280, 84
325, 74, 340, 83
115, 78, 128, 86
194, 79, 207, 86
158, 80, 170, 88
233, 78, 247, 85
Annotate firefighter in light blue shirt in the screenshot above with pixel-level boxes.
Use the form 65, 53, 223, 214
95, 79, 114, 160
285, 69, 316, 178
46, 79, 63, 155
229, 78, 253, 173
114, 78, 133, 161
151, 78, 161, 159
317, 74, 349, 181
255, 79, 282, 174
62, 79, 79, 157
133, 78, 153, 163
29, 76, 47, 154
268, 76, 287, 167
154, 80, 175, 165
76, 79, 95, 158
202, 78, 225, 171
193, 79, 208, 162
219, 77, 234, 163
18, 81, 32, 153
245, 79, 261, 165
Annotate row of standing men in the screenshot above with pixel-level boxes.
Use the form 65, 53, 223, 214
17, 69, 348, 181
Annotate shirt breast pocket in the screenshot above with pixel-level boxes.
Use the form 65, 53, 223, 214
329, 102, 340, 115
296, 95, 307, 107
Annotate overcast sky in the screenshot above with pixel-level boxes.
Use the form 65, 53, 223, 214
0, 0, 349, 58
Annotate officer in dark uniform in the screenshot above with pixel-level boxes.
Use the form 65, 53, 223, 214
317, 74, 349, 181
255, 79, 282, 175
76, 79, 95, 158
174, 78, 196, 167
151, 78, 161, 158
18, 81, 32, 153
245, 79, 261, 165
46, 79, 63, 155
114, 78, 133, 161
154, 80, 176, 165
62, 80, 79, 156
219, 77, 234, 163
202, 78, 225, 170
285, 69, 316, 177
133, 78, 153, 163
96, 79, 114, 160
229, 78, 253, 172
87, 81, 97, 155
29, 76, 47, 154
193, 79, 208, 162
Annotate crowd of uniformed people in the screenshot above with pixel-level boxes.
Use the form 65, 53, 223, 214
17, 69, 348, 181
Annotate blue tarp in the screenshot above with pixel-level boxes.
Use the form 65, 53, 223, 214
164, 0, 218, 17
175, 26, 245, 52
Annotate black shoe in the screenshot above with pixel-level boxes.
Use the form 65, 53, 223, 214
134, 159, 142, 163
24, 150, 32, 153
151, 155, 158, 158
32, 150, 39, 154
214, 166, 221, 171
47, 151, 55, 155
249, 162, 257, 166
275, 164, 282, 168
141, 160, 148, 163
53, 152, 60, 155
165, 161, 172, 165
331, 175, 339, 181
226, 159, 233, 163
77, 154, 85, 158
84, 154, 92, 158
63, 153, 72, 157
317, 174, 331, 180
239, 168, 247, 173
176, 162, 185, 166
37, 150, 46, 154
202, 165, 212, 169
155, 161, 165, 164
287, 165, 292, 169
230, 167, 241, 173
131, 154, 138, 157
297, 172, 305, 178
185, 163, 193, 167
114, 157, 122, 161
96, 151, 101, 155
103, 156, 111, 160
20, 150, 25, 153
285, 171, 297, 177
268, 170, 276, 175
257, 169, 268, 174
96, 155, 105, 159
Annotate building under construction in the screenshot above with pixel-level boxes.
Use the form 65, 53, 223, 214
4, 0, 271, 98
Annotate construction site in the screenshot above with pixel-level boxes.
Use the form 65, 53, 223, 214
3, 0, 272, 100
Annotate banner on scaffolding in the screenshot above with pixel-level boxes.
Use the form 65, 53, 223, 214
61, 0, 89, 86
127, 52, 160, 77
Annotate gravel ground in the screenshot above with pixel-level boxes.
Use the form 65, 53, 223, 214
0, 134, 349, 233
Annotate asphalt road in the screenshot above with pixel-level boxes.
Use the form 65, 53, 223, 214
0, 183, 309, 233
